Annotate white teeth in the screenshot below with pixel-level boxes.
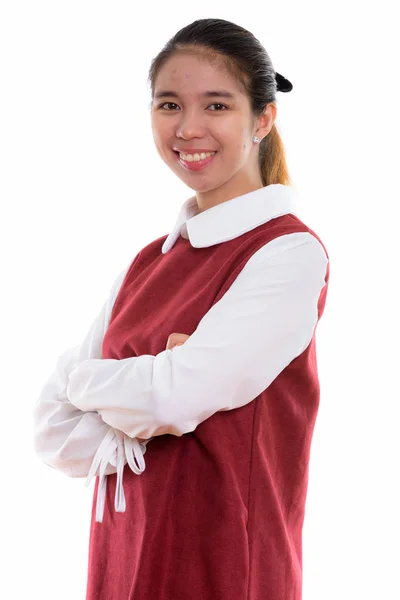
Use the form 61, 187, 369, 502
179, 151, 216, 162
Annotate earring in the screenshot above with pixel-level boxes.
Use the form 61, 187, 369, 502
253, 136, 260, 143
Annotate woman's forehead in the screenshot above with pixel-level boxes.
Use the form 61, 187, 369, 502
155, 55, 243, 97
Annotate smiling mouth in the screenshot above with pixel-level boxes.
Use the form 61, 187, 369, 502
173, 150, 218, 159
173, 150, 218, 171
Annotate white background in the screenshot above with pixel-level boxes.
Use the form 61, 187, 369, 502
1, 1, 399, 599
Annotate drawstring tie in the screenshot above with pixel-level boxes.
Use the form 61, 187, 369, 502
84, 428, 150, 523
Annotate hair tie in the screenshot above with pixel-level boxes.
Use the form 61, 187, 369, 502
274, 72, 293, 93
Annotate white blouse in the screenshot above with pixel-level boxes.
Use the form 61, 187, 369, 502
33, 184, 329, 523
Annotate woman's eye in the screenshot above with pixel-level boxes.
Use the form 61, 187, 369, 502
159, 102, 227, 111
209, 104, 228, 111
160, 102, 179, 110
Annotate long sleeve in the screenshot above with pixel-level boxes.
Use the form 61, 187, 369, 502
32, 257, 150, 522
66, 232, 329, 439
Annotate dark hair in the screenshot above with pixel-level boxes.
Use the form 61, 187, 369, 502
147, 18, 292, 187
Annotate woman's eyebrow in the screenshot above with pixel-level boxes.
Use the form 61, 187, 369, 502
154, 90, 236, 99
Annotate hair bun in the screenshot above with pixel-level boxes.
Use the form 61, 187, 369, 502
275, 72, 293, 93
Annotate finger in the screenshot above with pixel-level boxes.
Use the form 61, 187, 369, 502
166, 333, 188, 349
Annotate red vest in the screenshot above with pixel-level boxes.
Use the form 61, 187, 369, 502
85, 212, 329, 600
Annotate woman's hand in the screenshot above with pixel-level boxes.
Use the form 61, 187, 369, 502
166, 332, 191, 350
136, 333, 191, 443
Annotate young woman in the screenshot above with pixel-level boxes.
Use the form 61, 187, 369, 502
33, 17, 330, 600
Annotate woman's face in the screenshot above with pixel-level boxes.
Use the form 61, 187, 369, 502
150, 52, 275, 210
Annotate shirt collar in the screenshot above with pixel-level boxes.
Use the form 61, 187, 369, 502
161, 183, 296, 254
